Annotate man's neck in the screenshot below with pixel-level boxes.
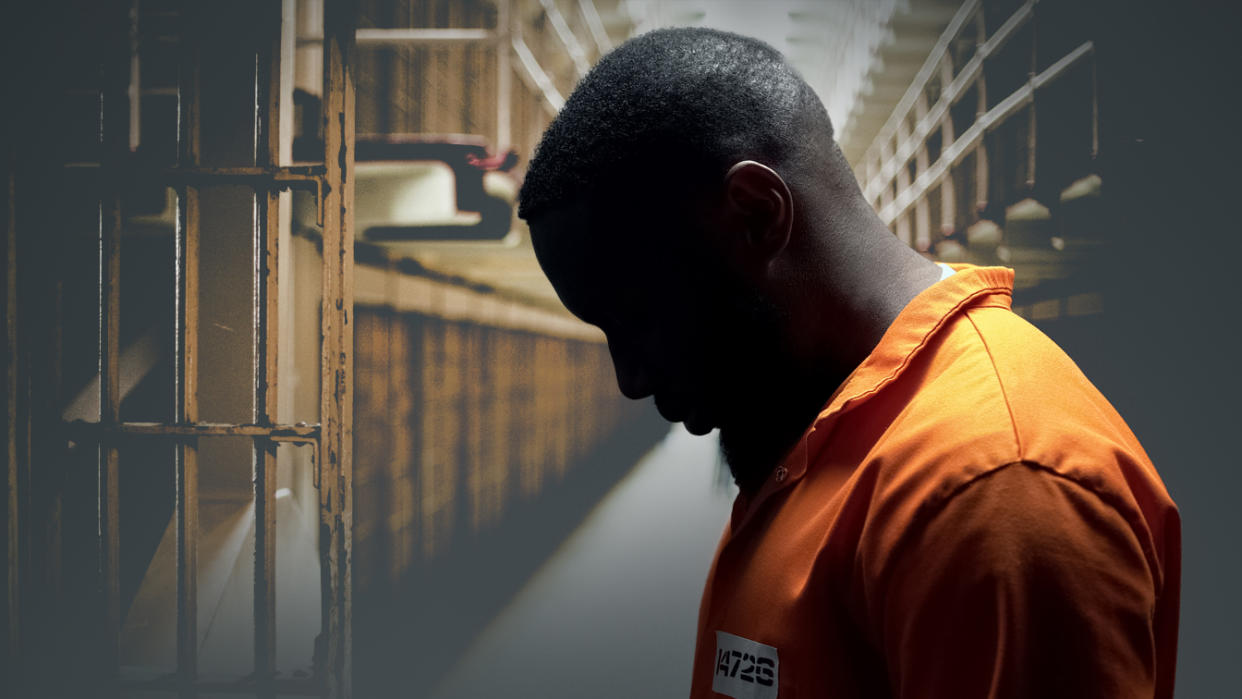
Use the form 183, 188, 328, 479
795, 206, 942, 382
724, 210, 942, 495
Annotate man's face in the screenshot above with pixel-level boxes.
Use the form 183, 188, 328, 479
531, 204, 791, 442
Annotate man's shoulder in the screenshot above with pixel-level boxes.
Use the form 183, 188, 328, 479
951, 305, 1155, 477
845, 304, 1175, 586
885, 303, 1145, 466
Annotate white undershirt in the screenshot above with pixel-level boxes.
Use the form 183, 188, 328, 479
937, 262, 956, 281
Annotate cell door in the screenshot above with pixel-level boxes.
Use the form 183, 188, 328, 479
3, 1, 356, 696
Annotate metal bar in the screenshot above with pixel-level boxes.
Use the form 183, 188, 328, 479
128, 0, 141, 151
98, 1, 128, 687
863, 0, 1036, 201
252, 4, 283, 693
67, 421, 319, 440
496, 0, 512, 148
167, 166, 325, 226
877, 42, 1095, 226
164, 165, 325, 189
174, 2, 203, 694
354, 27, 495, 44
321, 1, 356, 695
913, 91, 931, 249
511, 34, 564, 115
1089, 47, 1099, 159
540, 0, 590, 78
975, 12, 989, 214
299, 28, 498, 46
578, 0, 612, 55
938, 57, 957, 231
1024, 7, 1038, 190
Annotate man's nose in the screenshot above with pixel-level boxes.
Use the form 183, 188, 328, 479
606, 336, 654, 400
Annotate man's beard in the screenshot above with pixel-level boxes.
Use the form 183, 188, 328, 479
717, 383, 828, 493
708, 286, 838, 494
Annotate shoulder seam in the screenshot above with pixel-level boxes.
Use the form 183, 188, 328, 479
870, 460, 1163, 652
963, 308, 1023, 460
925, 460, 1161, 592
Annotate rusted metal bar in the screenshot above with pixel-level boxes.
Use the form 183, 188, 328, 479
174, 3, 202, 693
320, 1, 356, 695
253, 4, 283, 694
98, 2, 129, 689
164, 166, 326, 226
164, 165, 325, 189
68, 420, 319, 440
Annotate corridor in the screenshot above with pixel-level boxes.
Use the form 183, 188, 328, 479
430, 427, 735, 699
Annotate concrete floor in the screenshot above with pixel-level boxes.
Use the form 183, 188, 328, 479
429, 426, 737, 699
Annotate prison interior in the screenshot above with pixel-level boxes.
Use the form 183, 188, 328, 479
1, 0, 1228, 697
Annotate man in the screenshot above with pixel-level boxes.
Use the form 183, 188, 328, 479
518, 28, 1179, 699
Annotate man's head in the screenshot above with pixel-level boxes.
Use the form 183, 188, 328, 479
519, 28, 873, 489
519, 27, 852, 225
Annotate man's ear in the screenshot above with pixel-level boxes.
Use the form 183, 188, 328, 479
722, 160, 794, 265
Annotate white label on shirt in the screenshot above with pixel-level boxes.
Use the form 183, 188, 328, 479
712, 630, 779, 699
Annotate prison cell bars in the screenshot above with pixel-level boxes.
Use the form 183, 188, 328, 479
72, 0, 356, 696
857, 0, 1098, 234
14, 0, 615, 693
99, 2, 128, 685
254, 4, 283, 694
320, 0, 357, 694
173, 4, 201, 693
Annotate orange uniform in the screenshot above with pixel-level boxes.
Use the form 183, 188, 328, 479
690, 265, 1180, 699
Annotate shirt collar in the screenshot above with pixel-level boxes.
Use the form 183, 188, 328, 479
729, 264, 1015, 531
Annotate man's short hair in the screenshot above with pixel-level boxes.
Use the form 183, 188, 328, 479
517, 27, 835, 225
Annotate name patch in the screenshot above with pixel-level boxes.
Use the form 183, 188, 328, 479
712, 630, 778, 699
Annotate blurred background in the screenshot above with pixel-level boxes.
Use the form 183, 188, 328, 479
1, 0, 1238, 697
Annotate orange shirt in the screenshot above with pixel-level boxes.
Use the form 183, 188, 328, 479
689, 265, 1180, 699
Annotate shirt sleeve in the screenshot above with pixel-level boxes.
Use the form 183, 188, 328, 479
872, 461, 1160, 698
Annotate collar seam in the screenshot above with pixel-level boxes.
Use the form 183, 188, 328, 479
816, 283, 1012, 428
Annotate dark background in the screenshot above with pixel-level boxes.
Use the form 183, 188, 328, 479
1062, 1, 1242, 695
